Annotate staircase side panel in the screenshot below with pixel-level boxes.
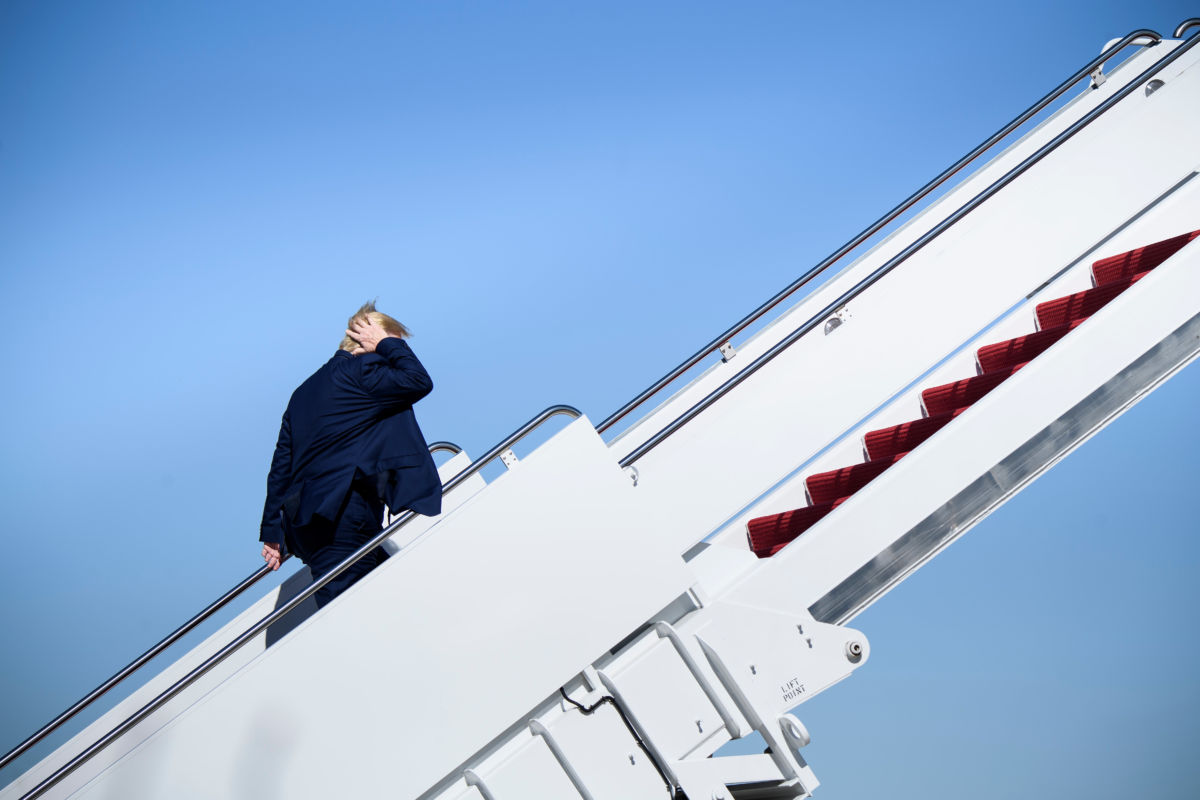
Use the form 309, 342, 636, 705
63, 419, 691, 800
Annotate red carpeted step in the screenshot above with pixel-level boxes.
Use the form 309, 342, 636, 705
806, 453, 906, 505
751, 230, 1200, 560
976, 320, 1082, 373
1091, 229, 1199, 285
747, 499, 847, 557
921, 363, 1026, 416
863, 408, 966, 461
1035, 273, 1145, 329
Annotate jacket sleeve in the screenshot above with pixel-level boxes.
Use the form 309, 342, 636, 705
357, 337, 434, 406
259, 409, 293, 544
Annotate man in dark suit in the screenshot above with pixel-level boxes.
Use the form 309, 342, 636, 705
259, 302, 442, 608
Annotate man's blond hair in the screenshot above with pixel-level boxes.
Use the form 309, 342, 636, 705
339, 300, 411, 351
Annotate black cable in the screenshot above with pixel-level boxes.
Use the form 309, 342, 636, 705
559, 688, 680, 798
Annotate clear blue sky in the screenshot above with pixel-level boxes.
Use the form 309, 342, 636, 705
1, 1, 1196, 796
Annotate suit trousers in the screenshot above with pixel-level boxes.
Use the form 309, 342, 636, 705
301, 488, 391, 609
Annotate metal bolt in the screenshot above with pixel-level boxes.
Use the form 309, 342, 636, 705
712, 791, 728, 800
845, 641, 864, 663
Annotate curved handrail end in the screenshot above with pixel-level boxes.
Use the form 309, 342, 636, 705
1174, 18, 1200, 39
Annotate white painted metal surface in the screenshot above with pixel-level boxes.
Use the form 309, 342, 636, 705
701, 172, 1200, 624
57, 419, 692, 799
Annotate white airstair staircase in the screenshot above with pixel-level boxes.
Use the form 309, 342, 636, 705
3, 20, 1199, 800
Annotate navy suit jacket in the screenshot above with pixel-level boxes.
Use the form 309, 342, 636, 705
259, 337, 442, 555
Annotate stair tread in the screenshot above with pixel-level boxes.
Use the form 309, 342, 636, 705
1036, 272, 1145, 329
864, 408, 967, 461
1091, 229, 1199, 285
976, 320, 1082, 373
921, 363, 1027, 416
747, 498, 848, 557
806, 453, 906, 505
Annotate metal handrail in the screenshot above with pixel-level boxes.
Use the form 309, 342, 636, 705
17, 404, 581, 799
1174, 18, 1200, 39
1, 439, 463, 775
619, 28, 1195, 469
596, 28, 1164, 437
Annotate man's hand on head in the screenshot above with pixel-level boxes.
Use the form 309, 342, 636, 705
346, 317, 396, 354
262, 542, 282, 571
